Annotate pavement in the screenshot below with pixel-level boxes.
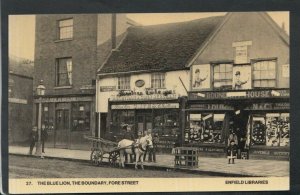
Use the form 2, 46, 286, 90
9, 146, 289, 177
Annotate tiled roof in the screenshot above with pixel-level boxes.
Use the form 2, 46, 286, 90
98, 16, 224, 74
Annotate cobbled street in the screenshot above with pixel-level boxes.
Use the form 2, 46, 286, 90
9, 155, 216, 178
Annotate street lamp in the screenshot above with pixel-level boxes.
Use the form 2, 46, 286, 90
35, 80, 46, 158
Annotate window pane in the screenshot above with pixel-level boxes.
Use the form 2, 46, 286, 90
59, 19, 73, 27
260, 62, 268, 70
214, 73, 220, 80
226, 72, 232, 79
253, 80, 260, 87
268, 80, 276, 87
226, 64, 232, 72
253, 62, 260, 70
220, 64, 225, 72
268, 61, 276, 70
59, 19, 73, 39
253, 71, 260, 79
214, 65, 220, 72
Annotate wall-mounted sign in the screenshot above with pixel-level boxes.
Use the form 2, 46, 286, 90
232, 65, 251, 90
9, 98, 27, 104
246, 103, 290, 110
282, 64, 289, 78
191, 64, 211, 90
190, 104, 233, 111
34, 96, 92, 103
110, 94, 178, 102
111, 103, 179, 110
100, 86, 116, 92
189, 89, 289, 100
135, 80, 145, 88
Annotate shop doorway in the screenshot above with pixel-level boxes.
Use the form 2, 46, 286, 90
231, 110, 250, 155
55, 109, 69, 148
136, 114, 152, 135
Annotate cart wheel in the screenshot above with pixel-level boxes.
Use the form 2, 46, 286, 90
90, 149, 103, 166
109, 151, 119, 167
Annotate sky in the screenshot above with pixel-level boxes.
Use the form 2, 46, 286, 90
9, 12, 289, 61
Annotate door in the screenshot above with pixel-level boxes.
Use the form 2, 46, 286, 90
55, 109, 69, 148
136, 114, 152, 135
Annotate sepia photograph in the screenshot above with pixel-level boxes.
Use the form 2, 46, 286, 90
7, 11, 290, 193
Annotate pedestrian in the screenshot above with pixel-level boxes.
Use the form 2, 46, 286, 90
28, 126, 38, 155
143, 129, 152, 162
150, 132, 159, 163
41, 125, 48, 153
227, 140, 238, 164
227, 130, 238, 146
122, 124, 134, 163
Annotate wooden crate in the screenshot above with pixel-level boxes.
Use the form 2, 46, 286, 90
174, 147, 199, 168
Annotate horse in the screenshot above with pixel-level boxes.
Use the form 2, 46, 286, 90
118, 136, 153, 170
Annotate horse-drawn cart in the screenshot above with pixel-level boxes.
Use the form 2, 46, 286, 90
84, 135, 120, 166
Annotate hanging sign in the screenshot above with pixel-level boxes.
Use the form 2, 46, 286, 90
111, 103, 180, 110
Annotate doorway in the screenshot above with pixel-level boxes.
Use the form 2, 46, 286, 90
55, 109, 69, 148
136, 114, 152, 135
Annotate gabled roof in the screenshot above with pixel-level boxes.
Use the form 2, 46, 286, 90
98, 16, 224, 74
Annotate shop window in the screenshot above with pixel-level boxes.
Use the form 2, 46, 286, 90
188, 113, 224, 144
153, 110, 179, 137
118, 76, 130, 90
71, 102, 91, 131
56, 58, 72, 86
111, 110, 135, 134
213, 64, 233, 90
58, 18, 73, 40
253, 60, 276, 88
251, 113, 289, 147
151, 73, 165, 89
42, 103, 54, 132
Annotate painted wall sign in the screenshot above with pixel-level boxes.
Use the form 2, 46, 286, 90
189, 89, 289, 100
246, 103, 290, 110
191, 64, 211, 90
100, 86, 116, 92
135, 80, 145, 88
282, 64, 290, 78
232, 65, 252, 90
111, 103, 179, 110
34, 96, 92, 103
110, 94, 178, 102
190, 104, 233, 110
250, 150, 289, 156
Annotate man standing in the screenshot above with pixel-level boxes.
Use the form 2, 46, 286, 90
41, 125, 48, 153
193, 68, 208, 89
28, 126, 38, 155
233, 71, 249, 90
143, 129, 152, 162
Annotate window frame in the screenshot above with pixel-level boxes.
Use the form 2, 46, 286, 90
151, 72, 166, 89
212, 63, 233, 90
55, 57, 73, 87
117, 75, 131, 90
251, 59, 277, 89
57, 18, 74, 40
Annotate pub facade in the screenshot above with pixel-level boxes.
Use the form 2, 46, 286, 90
34, 14, 129, 149
185, 12, 290, 160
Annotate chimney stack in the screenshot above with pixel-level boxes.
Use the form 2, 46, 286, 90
111, 14, 117, 49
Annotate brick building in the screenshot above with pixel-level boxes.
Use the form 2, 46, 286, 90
34, 14, 129, 149
9, 58, 34, 144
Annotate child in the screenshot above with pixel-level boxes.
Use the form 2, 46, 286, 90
227, 140, 238, 164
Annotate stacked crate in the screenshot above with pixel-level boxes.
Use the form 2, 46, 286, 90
174, 147, 199, 168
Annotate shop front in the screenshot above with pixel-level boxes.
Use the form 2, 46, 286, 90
186, 88, 290, 160
34, 95, 95, 150
105, 94, 186, 153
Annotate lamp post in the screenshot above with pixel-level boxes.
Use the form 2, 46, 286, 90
35, 80, 46, 158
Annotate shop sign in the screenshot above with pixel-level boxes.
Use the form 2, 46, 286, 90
34, 96, 92, 103
111, 103, 180, 110
189, 89, 289, 100
197, 146, 225, 153
100, 86, 116, 92
246, 102, 290, 110
250, 150, 289, 156
190, 104, 233, 110
9, 97, 27, 104
110, 93, 178, 102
